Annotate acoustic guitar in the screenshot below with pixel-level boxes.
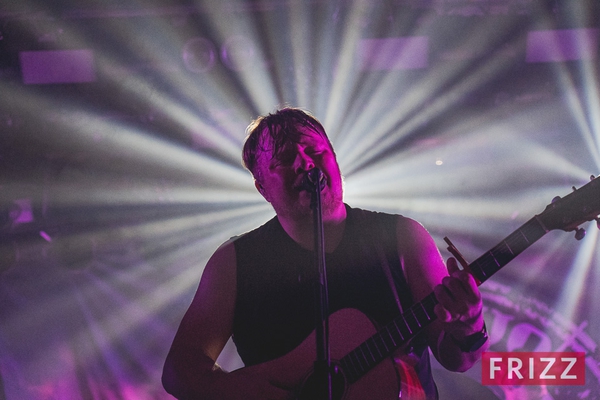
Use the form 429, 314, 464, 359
261, 176, 600, 400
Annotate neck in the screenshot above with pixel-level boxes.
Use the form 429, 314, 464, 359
277, 202, 347, 252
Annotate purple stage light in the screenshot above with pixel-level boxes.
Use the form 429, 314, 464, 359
526, 28, 599, 63
19, 49, 96, 85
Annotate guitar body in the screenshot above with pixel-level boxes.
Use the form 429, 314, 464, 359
263, 308, 423, 400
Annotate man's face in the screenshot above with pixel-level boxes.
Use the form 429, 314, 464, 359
254, 125, 344, 220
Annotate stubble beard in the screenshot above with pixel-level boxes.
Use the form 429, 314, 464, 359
273, 186, 343, 222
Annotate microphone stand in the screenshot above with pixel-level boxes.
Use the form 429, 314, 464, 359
306, 168, 332, 400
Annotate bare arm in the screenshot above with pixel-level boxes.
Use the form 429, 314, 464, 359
396, 217, 488, 373
162, 240, 291, 399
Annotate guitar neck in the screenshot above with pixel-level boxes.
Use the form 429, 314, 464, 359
339, 214, 550, 384
469, 215, 548, 284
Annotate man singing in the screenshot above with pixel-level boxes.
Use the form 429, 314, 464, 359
162, 108, 488, 399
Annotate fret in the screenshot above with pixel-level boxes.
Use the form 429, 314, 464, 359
344, 353, 362, 383
506, 229, 533, 255
353, 343, 371, 382
421, 294, 438, 318
410, 307, 423, 329
382, 328, 397, 348
364, 338, 380, 361
399, 317, 413, 338
526, 216, 549, 241
403, 310, 417, 334
474, 258, 494, 281
357, 346, 370, 367
390, 320, 405, 343
373, 333, 389, 354
374, 337, 385, 359
340, 356, 359, 383
489, 243, 513, 267
346, 348, 367, 381
471, 216, 547, 283
392, 317, 411, 341
412, 301, 431, 326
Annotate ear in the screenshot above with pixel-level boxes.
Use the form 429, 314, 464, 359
254, 180, 270, 202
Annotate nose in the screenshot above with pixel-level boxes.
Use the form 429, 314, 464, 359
294, 148, 315, 174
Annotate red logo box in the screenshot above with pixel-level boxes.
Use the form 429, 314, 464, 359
482, 352, 585, 386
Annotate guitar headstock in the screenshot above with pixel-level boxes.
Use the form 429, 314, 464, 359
538, 175, 600, 239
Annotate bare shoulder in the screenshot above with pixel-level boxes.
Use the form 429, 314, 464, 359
199, 239, 237, 292
394, 215, 440, 259
394, 215, 447, 301
395, 215, 431, 241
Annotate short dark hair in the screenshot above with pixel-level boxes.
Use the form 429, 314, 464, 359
242, 108, 332, 178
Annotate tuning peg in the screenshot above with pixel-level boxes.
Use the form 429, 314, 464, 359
551, 196, 561, 203
591, 175, 596, 180
596, 218, 600, 230
575, 228, 586, 240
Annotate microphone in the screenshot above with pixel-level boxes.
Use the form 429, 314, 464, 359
301, 168, 327, 192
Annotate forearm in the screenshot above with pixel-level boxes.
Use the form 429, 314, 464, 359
163, 351, 291, 400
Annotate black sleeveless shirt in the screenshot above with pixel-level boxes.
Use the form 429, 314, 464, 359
232, 205, 437, 398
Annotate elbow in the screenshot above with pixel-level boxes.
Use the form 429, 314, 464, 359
162, 356, 197, 400
162, 361, 182, 398
162, 343, 226, 399
162, 354, 218, 400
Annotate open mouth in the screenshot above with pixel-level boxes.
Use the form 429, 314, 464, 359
294, 179, 327, 193
294, 169, 328, 192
